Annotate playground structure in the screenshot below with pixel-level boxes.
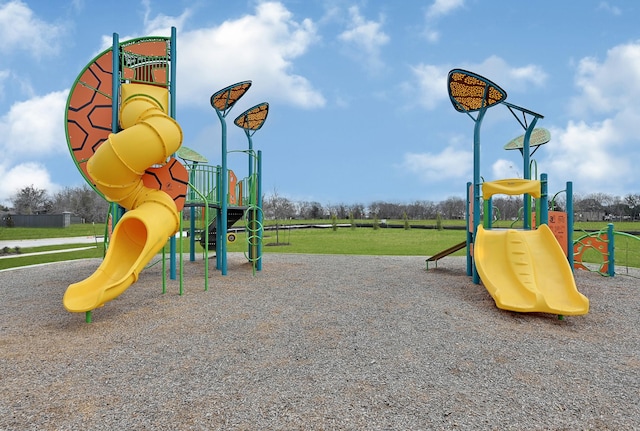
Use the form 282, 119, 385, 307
63, 28, 267, 321
444, 69, 589, 316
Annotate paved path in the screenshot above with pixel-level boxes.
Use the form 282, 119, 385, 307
0, 236, 102, 249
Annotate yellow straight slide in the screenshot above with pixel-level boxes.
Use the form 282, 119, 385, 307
63, 83, 182, 313
474, 224, 589, 315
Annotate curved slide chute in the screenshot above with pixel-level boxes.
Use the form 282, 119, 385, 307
63, 83, 183, 312
474, 224, 589, 316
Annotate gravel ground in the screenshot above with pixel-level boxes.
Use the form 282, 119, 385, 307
0, 253, 638, 430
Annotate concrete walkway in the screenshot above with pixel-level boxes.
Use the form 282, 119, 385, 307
0, 236, 102, 249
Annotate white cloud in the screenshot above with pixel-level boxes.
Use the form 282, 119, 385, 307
0, 0, 64, 58
176, 1, 324, 109
0, 91, 69, 159
423, 0, 464, 43
142, 0, 192, 36
0, 69, 9, 98
541, 120, 633, 195
426, 0, 465, 19
466, 56, 547, 92
571, 41, 640, 116
492, 159, 522, 180
537, 40, 640, 196
597, 2, 622, 15
338, 6, 389, 72
399, 146, 472, 182
0, 162, 58, 205
406, 64, 449, 110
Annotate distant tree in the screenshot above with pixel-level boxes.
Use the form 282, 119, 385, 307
493, 196, 523, 220
298, 201, 324, 219
625, 194, 640, 220
263, 188, 295, 244
327, 203, 350, 219
349, 203, 365, 220
52, 185, 109, 223
402, 212, 411, 230
438, 196, 465, 219
11, 185, 52, 214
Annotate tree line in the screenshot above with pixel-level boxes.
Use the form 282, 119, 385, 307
263, 191, 640, 222
4, 185, 109, 223
3, 185, 640, 226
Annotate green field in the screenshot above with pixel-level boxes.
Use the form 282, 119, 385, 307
1, 219, 639, 271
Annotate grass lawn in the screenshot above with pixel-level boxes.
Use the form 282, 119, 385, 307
1, 219, 639, 270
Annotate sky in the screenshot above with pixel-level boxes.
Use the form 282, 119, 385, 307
1, 0, 639, 208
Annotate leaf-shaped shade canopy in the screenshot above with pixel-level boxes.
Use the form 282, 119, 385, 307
447, 69, 507, 113
210, 81, 252, 114
176, 146, 208, 163
234, 102, 269, 131
504, 128, 550, 151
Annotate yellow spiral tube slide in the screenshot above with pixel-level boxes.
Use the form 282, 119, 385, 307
63, 83, 183, 313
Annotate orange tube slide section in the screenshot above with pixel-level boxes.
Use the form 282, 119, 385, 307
63, 83, 182, 312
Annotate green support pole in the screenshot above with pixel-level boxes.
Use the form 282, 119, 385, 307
169, 26, 178, 280
257, 150, 263, 271
162, 247, 167, 294
483, 198, 490, 228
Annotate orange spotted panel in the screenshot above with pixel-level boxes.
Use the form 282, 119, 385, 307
66, 49, 114, 186
66, 37, 183, 207
142, 158, 189, 211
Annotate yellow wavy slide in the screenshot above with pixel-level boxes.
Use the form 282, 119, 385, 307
63, 83, 182, 312
474, 224, 589, 315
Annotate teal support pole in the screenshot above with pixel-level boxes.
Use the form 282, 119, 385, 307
522, 117, 538, 230
169, 26, 178, 280
472, 106, 487, 284
218, 111, 228, 275
540, 173, 548, 225
257, 150, 263, 271
111, 33, 119, 135
110, 34, 122, 229
567, 182, 574, 270
247, 133, 255, 262
465, 181, 472, 276
607, 223, 615, 277
215, 167, 222, 270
